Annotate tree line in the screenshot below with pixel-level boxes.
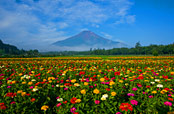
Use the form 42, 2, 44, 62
44, 42, 174, 56
0, 40, 39, 57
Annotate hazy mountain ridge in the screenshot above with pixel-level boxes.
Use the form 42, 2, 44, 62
53, 31, 127, 51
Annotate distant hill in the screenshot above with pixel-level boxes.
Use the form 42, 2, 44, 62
52, 31, 127, 51
0, 40, 20, 54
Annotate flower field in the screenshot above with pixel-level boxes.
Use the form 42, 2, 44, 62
0, 56, 174, 114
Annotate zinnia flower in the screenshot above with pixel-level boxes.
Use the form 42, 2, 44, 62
80, 89, 86, 94
93, 89, 100, 94
119, 103, 133, 111
132, 88, 137, 91
70, 107, 76, 113
95, 100, 100, 104
111, 92, 117, 96
127, 93, 134, 96
164, 101, 172, 106
41, 105, 49, 111
70, 97, 77, 104
56, 103, 61, 107
130, 100, 138, 105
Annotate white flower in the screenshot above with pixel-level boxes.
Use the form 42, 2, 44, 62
26, 76, 30, 79
102, 94, 108, 98
57, 98, 63, 102
56, 84, 59, 87
155, 79, 160, 82
150, 82, 155, 84
32, 88, 38, 92
157, 84, 163, 88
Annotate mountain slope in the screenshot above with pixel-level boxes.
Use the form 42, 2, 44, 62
53, 31, 127, 51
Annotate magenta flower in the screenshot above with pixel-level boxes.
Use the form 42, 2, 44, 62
29, 86, 34, 89
132, 88, 137, 91
7, 86, 11, 88
64, 88, 68, 90
130, 100, 138, 105
116, 112, 122, 114
127, 93, 134, 96
149, 95, 153, 98
164, 101, 172, 106
10, 101, 16, 104
52, 85, 54, 87
95, 100, 100, 104
56, 103, 61, 107
70, 107, 76, 113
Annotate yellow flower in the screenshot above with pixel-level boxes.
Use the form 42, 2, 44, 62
71, 79, 76, 83
171, 72, 174, 75
152, 91, 157, 94
100, 78, 105, 82
84, 82, 89, 86
101, 97, 106, 101
17, 90, 23, 94
93, 89, 100, 94
81, 89, 86, 94
22, 81, 26, 84
49, 80, 52, 83
12, 81, 16, 84
41, 105, 49, 111
119, 80, 123, 83
21, 92, 26, 96
28, 81, 33, 85
111, 92, 117, 96
109, 81, 115, 86
75, 99, 81, 103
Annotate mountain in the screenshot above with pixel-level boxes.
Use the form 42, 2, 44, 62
0, 39, 20, 54
52, 31, 127, 51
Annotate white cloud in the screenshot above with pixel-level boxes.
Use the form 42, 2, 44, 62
0, 0, 135, 51
100, 32, 113, 39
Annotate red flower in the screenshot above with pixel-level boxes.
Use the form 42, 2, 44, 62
6, 92, 16, 98
106, 88, 110, 91
114, 72, 120, 75
0, 103, 7, 110
70, 97, 77, 104
31, 98, 36, 102
119, 103, 133, 111
168, 98, 173, 101
163, 76, 168, 79
63, 101, 67, 104
137, 76, 144, 80
73, 112, 79, 114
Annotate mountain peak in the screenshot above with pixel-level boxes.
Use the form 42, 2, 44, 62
52, 31, 127, 51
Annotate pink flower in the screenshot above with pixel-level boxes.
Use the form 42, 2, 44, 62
70, 107, 76, 113
94, 84, 97, 86
95, 100, 100, 104
127, 93, 134, 96
52, 85, 54, 87
10, 101, 16, 104
29, 86, 34, 89
7, 86, 11, 88
56, 103, 61, 107
56, 96, 60, 99
130, 100, 138, 105
64, 88, 68, 90
164, 101, 172, 106
149, 95, 153, 98
116, 112, 122, 114
132, 88, 137, 91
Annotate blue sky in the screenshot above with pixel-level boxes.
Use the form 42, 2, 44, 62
0, 0, 173, 51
